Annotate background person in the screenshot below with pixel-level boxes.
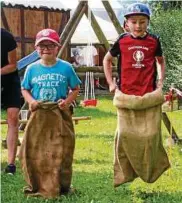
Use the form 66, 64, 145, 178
71, 45, 99, 67
1, 28, 21, 175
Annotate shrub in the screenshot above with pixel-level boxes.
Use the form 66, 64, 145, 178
150, 9, 182, 92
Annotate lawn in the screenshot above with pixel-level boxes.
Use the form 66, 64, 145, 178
1, 96, 182, 203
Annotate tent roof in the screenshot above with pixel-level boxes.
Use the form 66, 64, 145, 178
71, 15, 119, 44
1, 0, 69, 11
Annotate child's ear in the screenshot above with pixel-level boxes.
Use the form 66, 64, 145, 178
125, 20, 130, 27
147, 19, 150, 25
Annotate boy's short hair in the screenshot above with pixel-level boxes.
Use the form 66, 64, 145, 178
124, 3, 151, 19
35, 28, 61, 46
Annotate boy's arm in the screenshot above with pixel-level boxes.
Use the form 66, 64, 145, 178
103, 52, 117, 93
21, 89, 39, 111
155, 56, 165, 88
58, 86, 80, 109
66, 86, 80, 104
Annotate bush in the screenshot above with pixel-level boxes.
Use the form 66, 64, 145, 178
150, 9, 182, 92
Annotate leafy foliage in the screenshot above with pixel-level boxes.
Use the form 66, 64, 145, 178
150, 1, 182, 11
149, 6, 182, 91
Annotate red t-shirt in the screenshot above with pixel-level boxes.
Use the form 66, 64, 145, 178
110, 32, 163, 96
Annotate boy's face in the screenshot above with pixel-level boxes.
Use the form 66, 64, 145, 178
36, 40, 60, 61
126, 15, 149, 37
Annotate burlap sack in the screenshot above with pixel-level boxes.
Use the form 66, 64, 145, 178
18, 102, 75, 198
113, 88, 170, 187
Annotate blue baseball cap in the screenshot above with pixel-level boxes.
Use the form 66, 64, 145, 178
124, 3, 151, 19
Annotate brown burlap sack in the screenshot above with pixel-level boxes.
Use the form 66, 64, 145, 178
113, 88, 170, 187
18, 102, 75, 198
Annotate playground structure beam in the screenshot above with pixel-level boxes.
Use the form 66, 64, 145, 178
102, 1, 124, 35
84, 5, 110, 52
58, 1, 87, 57
73, 66, 117, 73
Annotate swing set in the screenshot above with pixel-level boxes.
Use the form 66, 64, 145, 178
81, 72, 97, 107
56, 1, 123, 107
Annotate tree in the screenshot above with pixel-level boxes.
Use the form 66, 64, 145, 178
150, 8, 182, 91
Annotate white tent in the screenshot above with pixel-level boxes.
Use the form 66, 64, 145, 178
71, 14, 119, 44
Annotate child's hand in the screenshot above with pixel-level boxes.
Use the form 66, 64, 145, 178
58, 99, 68, 109
29, 100, 39, 112
109, 83, 118, 93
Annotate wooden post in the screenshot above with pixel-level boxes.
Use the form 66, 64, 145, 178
85, 6, 110, 52
59, 1, 87, 43
162, 112, 180, 143
102, 1, 124, 35
20, 7, 25, 58
57, 1, 88, 57
73, 66, 117, 73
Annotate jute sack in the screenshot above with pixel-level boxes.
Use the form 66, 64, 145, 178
18, 102, 75, 198
113, 88, 170, 187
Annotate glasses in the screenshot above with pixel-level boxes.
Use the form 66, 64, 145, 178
37, 44, 58, 50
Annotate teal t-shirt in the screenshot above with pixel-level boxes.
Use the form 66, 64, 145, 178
21, 59, 81, 102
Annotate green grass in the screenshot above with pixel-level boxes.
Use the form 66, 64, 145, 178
1, 96, 182, 203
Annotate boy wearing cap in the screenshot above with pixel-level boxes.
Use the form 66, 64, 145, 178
103, 3, 170, 186
104, 3, 165, 95
20, 29, 81, 198
21, 28, 81, 110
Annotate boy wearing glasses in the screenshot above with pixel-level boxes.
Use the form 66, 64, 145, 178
20, 29, 81, 198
